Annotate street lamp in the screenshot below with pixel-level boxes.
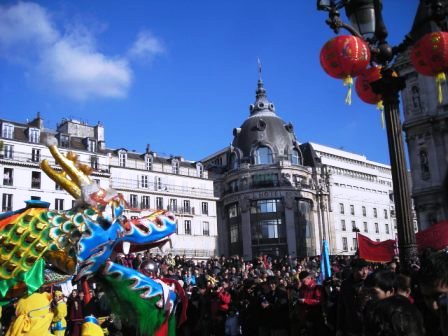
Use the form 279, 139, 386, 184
317, 0, 447, 273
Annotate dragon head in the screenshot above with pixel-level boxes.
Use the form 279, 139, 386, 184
40, 141, 177, 280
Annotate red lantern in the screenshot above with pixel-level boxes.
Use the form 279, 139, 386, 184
411, 31, 448, 104
355, 66, 382, 104
320, 35, 371, 104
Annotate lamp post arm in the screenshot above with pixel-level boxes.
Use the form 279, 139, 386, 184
325, 8, 363, 37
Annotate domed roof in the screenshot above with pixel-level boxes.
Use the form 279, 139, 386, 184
232, 79, 298, 162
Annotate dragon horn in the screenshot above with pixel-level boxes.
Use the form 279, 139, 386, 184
40, 138, 93, 198
41, 160, 81, 198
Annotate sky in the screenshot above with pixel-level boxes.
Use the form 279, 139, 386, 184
0, 0, 420, 164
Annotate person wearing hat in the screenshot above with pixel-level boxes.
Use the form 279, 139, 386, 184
51, 290, 67, 336
5, 292, 54, 336
292, 271, 324, 335
81, 316, 104, 336
336, 258, 370, 336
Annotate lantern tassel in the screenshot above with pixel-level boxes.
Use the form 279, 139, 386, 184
376, 101, 385, 129
436, 72, 446, 104
343, 76, 353, 105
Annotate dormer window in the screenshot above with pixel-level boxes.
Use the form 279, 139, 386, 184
291, 149, 301, 165
196, 163, 204, 178
172, 159, 179, 174
254, 146, 273, 165
229, 152, 239, 170
59, 134, 69, 148
2, 123, 14, 139
87, 139, 97, 152
145, 154, 153, 171
118, 150, 127, 167
28, 128, 40, 143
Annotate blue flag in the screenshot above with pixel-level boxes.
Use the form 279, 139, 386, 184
319, 239, 332, 284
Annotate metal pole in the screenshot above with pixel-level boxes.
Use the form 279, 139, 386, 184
371, 69, 419, 273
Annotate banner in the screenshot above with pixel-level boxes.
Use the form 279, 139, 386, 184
357, 233, 396, 262
416, 220, 448, 251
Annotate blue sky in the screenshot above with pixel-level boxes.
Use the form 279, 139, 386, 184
0, 1, 419, 163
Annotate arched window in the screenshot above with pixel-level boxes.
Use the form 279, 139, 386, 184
229, 152, 239, 170
254, 146, 273, 164
291, 149, 301, 165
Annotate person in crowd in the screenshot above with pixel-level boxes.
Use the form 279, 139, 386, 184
294, 271, 325, 335
363, 295, 426, 336
51, 290, 67, 336
224, 307, 240, 336
418, 250, 448, 336
364, 269, 396, 300
5, 292, 53, 336
67, 289, 85, 336
261, 276, 289, 336
336, 258, 369, 336
394, 274, 413, 303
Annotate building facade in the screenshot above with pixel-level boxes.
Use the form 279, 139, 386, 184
0, 114, 218, 258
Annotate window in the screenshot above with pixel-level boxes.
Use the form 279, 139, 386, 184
30, 196, 41, 201
87, 139, 96, 152
130, 194, 138, 208
196, 163, 204, 178
156, 197, 164, 210
141, 196, 150, 209
59, 135, 69, 148
169, 199, 177, 212
254, 146, 273, 164
55, 182, 63, 190
172, 159, 179, 174
145, 155, 153, 171
363, 222, 368, 233
28, 128, 40, 143
291, 149, 301, 165
31, 171, 41, 189
362, 206, 366, 217
72, 200, 77, 208
141, 175, 149, 188
251, 199, 281, 214
55, 199, 64, 211
230, 224, 239, 243
351, 221, 356, 231
350, 205, 355, 215
384, 209, 388, 219
203, 221, 210, 236
353, 238, 358, 250
118, 151, 127, 167
155, 176, 162, 190
93, 179, 100, 186
385, 223, 390, 234
3, 144, 13, 159
339, 203, 344, 214
229, 153, 238, 170
2, 194, 12, 212
201, 202, 208, 215
228, 203, 238, 218
31, 148, 40, 163
375, 222, 379, 233
90, 156, 98, 170
373, 208, 378, 218
341, 220, 346, 231
2, 123, 14, 139
342, 237, 348, 251
3, 168, 13, 186
184, 220, 191, 235
183, 200, 191, 213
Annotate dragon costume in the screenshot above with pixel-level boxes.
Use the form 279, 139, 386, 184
0, 140, 183, 336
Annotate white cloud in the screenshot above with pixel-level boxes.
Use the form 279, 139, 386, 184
0, 2, 163, 101
128, 31, 164, 61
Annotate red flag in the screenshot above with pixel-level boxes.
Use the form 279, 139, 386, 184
416, 220, 448, 251
357, 233, 396, 262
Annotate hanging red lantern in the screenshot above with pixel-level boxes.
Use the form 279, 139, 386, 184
355, 66, 382, 104
411, 31, 448, 104
320, 35, 371, 105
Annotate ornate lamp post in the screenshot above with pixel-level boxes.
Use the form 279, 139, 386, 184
317, 0, 447, 273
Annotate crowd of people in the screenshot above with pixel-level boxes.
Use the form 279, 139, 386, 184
1, 250, 447, 336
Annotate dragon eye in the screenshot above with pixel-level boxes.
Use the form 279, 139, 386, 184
155, 217, 164, 228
